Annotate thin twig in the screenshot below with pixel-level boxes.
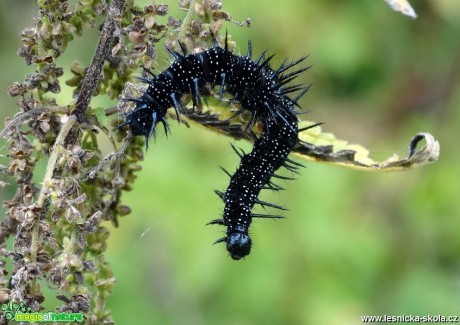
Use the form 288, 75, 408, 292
0, 109, 44, 139
87, 132, 133, 180
0, 106, 70, 139
0, 164, 13, 176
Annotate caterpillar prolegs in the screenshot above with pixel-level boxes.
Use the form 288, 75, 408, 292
120, 34, 310, 260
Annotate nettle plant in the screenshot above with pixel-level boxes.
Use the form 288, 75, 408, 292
0, 0, 438, 323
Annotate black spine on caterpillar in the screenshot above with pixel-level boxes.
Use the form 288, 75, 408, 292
120, 34, 310, 260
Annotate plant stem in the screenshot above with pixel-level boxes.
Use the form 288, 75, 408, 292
73, 0, 126, 123
31, 115, 76, 262
178, 0, 196, 41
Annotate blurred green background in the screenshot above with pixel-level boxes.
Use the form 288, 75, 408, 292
1, 0, 460, 324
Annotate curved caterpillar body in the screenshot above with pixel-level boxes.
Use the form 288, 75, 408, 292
120, 35, 310, 260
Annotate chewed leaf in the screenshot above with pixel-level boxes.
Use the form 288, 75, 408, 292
178, 104, 440, 172
295, 122, 440, 171
384, 0, 417, 19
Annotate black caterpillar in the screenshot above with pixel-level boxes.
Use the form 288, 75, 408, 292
120, 34, 311, 260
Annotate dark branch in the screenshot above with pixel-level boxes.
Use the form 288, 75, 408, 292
73, 0, 126, 123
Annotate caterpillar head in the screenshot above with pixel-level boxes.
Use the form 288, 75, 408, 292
118, 98, 170, 149
126, 107, 156, 137
227, 232, 251, 260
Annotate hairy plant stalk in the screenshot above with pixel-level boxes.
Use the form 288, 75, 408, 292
31, 115, 76, 262
73, 0, 125, 122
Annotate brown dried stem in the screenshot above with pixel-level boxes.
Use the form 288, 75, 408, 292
73, 0, 125, 123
